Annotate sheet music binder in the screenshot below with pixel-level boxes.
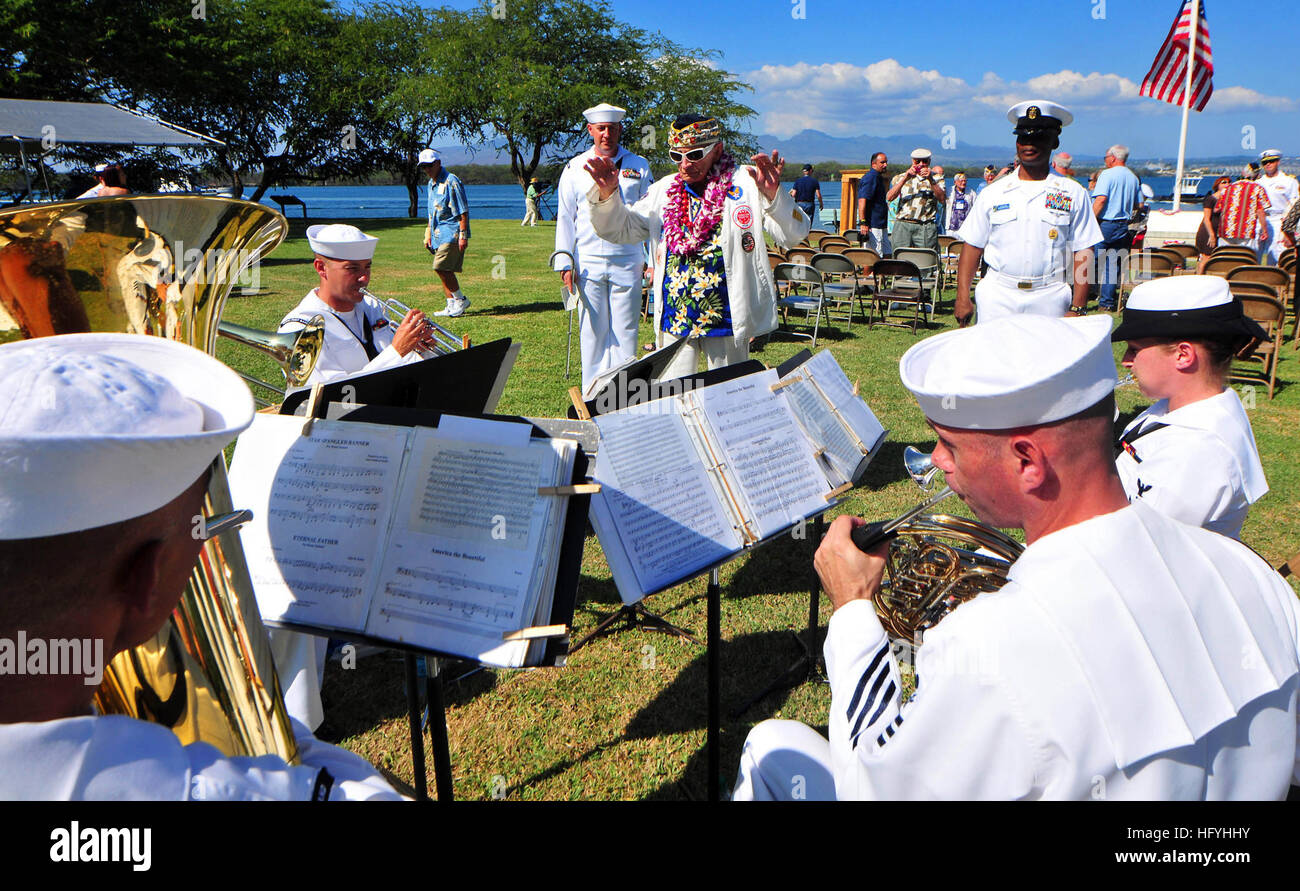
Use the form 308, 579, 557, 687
232, 400, 593, 667
586, 351, 888, 604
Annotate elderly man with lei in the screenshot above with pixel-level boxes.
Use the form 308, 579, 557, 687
585, 113, 810, 379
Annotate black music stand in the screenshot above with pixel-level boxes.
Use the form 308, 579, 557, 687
300, 401, 593, 801
569, 357, 769, 653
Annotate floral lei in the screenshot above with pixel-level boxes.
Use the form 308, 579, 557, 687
662, 150, 736, 256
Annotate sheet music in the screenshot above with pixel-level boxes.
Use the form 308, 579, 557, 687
782, 350, 886, 485
364, 428, 572, 666
591, 406, 741, 598
228, 415, 409, 631
690, 369, 831, 539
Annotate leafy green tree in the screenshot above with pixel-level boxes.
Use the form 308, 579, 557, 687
420, 0, 756, 192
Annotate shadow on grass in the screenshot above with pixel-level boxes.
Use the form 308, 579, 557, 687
728, 534, 816, 599
624, 628, 825, 800
486, 300, 565, 315
316, 649, 496, 745
861, 437, 939, 491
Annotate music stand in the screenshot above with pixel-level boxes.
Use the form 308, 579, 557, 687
568, 355, 768, 653
272, 399, 593, 801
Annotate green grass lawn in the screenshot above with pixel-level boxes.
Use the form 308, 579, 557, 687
218, 217, 1300, 800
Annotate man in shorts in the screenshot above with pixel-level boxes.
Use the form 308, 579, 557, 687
419, 148, 471, 317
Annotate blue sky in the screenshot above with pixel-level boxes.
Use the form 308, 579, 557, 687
435, 0, 1299, 160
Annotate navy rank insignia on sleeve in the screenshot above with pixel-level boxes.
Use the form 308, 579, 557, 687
1045, 191, 1072, 212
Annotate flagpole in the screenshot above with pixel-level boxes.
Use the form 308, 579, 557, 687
1172, 0, 1200, 212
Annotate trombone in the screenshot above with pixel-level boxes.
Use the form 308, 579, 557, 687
218, 314, 326, 408
366, 289, 469, 359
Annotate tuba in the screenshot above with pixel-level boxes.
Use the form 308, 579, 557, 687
869, 447, 1023, 642
0, 194, 298, 761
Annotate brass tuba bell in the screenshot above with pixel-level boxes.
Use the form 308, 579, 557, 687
218, 315, 325, 406
0, 194, 299, 762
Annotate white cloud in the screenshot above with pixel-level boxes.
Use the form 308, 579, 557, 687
746, 59, 1297, 138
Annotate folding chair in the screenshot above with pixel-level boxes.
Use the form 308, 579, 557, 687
1231, 294, 1285, 399
1212, 244, 1259, 260
869, 259, 931, 334
784, 246, 818, 266
805, 229, 831, 249
893, 248, 942, 314
811, 252, 872, 330
818, 209, 839, 231
840, 229, 864, 245
1129, 251, 1179, 283
1161, 242, 1198, 267
841, 247, 880, 278
817, 236, 850, 255
1146, 247, 1185, 271
940, 239, 964, 285
773, 263, 828, 346
1202, 256, 1249, 278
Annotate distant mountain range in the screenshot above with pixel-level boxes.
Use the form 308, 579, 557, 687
430, 128, 1264, 170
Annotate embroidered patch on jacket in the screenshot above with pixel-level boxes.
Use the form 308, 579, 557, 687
727, 185, 743, 200
1044, 191, 1072, 212
733, 206, 754, 229
741, 231, 755, 252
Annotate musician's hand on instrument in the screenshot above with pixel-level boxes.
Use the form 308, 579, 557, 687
583, 155, 620, 200
815, 515, 888, 612
392, 308, 431, 357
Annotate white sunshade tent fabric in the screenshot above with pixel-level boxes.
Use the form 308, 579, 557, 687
0, 99, 222, 146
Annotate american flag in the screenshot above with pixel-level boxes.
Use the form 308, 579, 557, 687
1139, 0, 1214, 111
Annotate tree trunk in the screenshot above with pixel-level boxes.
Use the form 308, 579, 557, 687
406, 175, 420, 218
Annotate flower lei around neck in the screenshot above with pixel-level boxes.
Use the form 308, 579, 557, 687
662, 150, 736, 256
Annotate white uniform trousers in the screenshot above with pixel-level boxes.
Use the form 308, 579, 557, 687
865, 227, 891, 257
733, 720, 837, 801
657, 333, 748, 382
1264, 218, 1284, 265
579, 272, 641, 396
268, 628, 328, 732
973, 277, 1070, 324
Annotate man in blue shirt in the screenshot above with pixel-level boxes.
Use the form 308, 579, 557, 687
419, 148, 472, 317
1090, 144, 1141, 311
790, 164, 822, 224
855, 152, 890, 255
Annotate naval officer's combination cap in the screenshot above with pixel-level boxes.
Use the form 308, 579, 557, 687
1008, 100, 1073, 137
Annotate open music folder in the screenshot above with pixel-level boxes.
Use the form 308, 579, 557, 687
589, 349, 887, 604
228, 411, 584, 667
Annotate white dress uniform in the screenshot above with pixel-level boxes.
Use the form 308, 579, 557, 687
278, 288, 417, 390
555, 144, 653, 395
1256, 168, 1298, 265
1116, 389, 1268, 539
735, 501, 1300, 800
0, 715, 402, 800
959, 171, 1101, 322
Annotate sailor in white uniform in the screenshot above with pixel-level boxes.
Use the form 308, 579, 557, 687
1113, 276, 1269, 540
0, 334, 401, 800
956, 102, 1101, 326
1256, 149, 1298, 265
275, 224, 437, 730
554, 103, 654, 395
278, 223, 434, 389
734, 315, 1300, 800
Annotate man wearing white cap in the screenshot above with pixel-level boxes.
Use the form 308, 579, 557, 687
956, 102, 1101, 326
279, 223, 434, 389
1256, 150, 1297, 265
418, 148, 472, 317
554, 103, 654, 394
0, 334, 401, 799
1113, 276, 1269, 539
75, 162, 129, 199
1090, 145, 1142, 311
886, 148, 944, 252
734, 315, 1300, 800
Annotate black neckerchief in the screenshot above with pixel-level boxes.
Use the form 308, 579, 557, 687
1116, 420, 1170, 463
331, 309, 379, 360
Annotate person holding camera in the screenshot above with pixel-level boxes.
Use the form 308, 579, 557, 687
886, 148, 945, 251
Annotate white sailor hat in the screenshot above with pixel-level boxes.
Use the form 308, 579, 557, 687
417, 148, 441, 165
583, 103, 627, 124
910, 148, 932, 161
1007, 101, 1073, 132
306, 223, 378, 261
1259, 149, 1282, 163
1112, 275, 1267, 346
899, 316, 1116, 430
0, 334, 254, 539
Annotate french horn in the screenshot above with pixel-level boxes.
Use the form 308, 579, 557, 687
871, 447, 1023, 642
0, 194, 298, 761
